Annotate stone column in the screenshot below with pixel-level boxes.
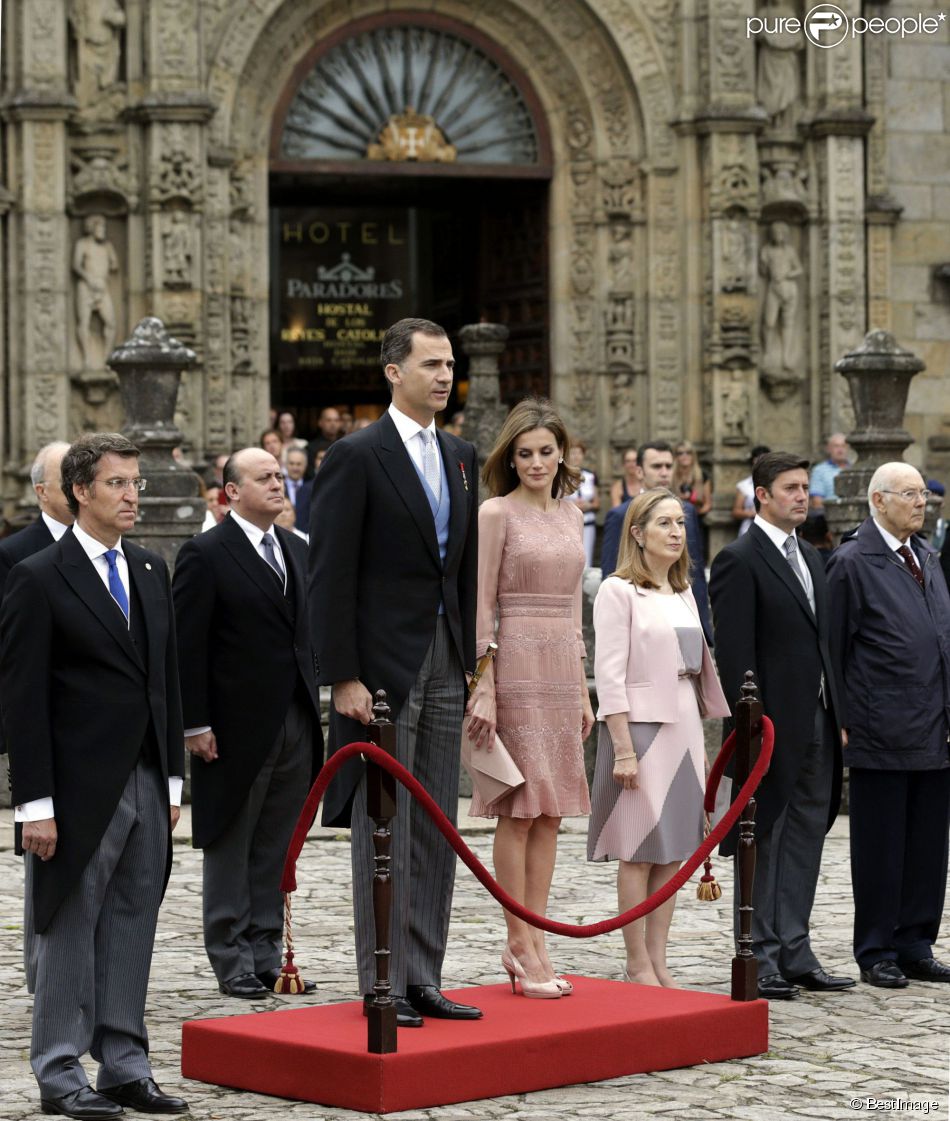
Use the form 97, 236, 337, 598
107, 316, 203, 564
824, 330, 928, 542
458, 322, 509, 487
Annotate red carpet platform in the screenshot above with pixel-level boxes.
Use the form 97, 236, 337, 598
182, 977, 768, 1113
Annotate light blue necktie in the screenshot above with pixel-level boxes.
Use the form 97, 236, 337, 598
419, 429, 441, 503
104, 548, 129, 621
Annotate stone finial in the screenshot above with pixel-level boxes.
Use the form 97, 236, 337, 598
107, 315, 197, 370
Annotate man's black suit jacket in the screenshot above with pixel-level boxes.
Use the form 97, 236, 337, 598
709, 522, 842, 855
0, 517, 56, 757
0, 516, 55, 597
172, 515, 323, 849
0, 529, 184, 932
308, 412, 478, 826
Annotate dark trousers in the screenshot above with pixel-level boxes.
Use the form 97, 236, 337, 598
849, 766, 950, 969
202, 696, 313, 983
735, 702, 835, 979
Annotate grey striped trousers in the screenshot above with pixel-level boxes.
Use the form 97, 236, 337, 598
30, 758, 168, 1097
350, 617, 465, 996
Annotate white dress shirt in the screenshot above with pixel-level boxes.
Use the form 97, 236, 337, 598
41, 512, 71, 540
873, 517, 916, 561
183, 510, 285, 739
16, 524, 182, 821
388, 404, 444, 491
753, 514, 815, 605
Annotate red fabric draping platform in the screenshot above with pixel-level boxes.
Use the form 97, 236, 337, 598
182, 978, 768, 1113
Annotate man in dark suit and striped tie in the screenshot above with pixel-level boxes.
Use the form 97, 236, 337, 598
173, 447, 323, 998
308, 318, 481, 1027
1, 433, 188, 1119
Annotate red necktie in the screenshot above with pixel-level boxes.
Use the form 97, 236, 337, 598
897, 544, 924, 590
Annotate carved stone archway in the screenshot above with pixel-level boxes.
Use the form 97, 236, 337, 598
205, 0, 680, 482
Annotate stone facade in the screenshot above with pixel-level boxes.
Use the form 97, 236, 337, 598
0, 0, 947, 553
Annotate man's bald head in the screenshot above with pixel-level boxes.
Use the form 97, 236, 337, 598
30, 442, 74, 525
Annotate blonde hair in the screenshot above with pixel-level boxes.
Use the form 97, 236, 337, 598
481, 397, 581, 499
613, 489, 691, 592
673, 439, 704, 494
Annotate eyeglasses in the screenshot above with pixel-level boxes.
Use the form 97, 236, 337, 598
879, 488, 931, 502
100, 477, 147, 493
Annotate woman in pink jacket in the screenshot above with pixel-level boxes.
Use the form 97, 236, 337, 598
589, 488, 729, 986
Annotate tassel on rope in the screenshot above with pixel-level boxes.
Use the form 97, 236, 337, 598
696, 813, 723, 902
273, 892, 308, 994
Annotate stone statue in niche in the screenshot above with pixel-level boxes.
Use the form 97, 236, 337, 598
73, 214, 119, 370
721, 373, 750, 444
760, 221, 802, 377
720, 219, 751, 293
71, 0, 126, 102
755, 2, 803, 128
608, 223, 633, 287
162, 211, 193, 289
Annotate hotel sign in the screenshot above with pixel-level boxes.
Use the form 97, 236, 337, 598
276, 207, 413, 374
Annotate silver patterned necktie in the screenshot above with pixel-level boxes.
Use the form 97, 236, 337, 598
419, 428, 441, 503
783, 535, 814, 613
260, 532, 285, 592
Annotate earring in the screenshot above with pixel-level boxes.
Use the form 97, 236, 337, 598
558, 458, 564, 464
510, 462, 515, 469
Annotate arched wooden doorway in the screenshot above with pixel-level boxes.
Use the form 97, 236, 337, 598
269, 12, 553, 430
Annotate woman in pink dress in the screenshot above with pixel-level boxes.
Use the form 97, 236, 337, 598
466, 399, 594, 998
589, 489, 729, 986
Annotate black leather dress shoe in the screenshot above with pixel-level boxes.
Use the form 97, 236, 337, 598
860, 960, 909, 988
899, 957, 950, 982
757, 974, 799, 1000
98, 1078, 188, 1115
256, 967, 317, 994
218, 972, 268, 998
41, 1086, 123, 1119
362, 995, 423, 1027
786, 967, 856, 992
406, 984, 483, 1019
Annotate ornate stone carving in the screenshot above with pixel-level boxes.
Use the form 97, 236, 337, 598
710, 134, 758, 214
69, 0, 126, 117
73, 213, 119, 371
161, 210, 194, 288
155, 137, 201, 206
600, 158, 642, 218
760, 155, 808, 209
68, 144, 138, 211
759, 220, 803, 394
754, 2, 803, 128
720, 369, 751, 445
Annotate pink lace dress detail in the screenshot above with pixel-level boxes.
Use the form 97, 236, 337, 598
470, 496, 591, 819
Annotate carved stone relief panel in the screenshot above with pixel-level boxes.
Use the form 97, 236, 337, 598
68, 142, 139, 212
160, 209, 195, 289
647, 173, 684, 441
709, 133, 759, 216
707, 0, 757, 104
24, 0, 68, 89
153, 127, 202, 208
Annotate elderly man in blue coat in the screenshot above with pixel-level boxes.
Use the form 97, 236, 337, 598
826, 462, 950, 989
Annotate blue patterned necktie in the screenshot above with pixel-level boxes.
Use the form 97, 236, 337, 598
104, 548, 129, 621
419, 429, 441, 503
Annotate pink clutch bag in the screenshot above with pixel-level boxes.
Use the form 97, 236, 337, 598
461, 641, 525, 806
460, 729, 525, 806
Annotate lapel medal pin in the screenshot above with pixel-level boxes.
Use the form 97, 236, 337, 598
459, 461, 468, 491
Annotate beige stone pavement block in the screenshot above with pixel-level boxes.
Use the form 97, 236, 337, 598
889, 133, 950, 185
885, 78, 945, 130
892, 220, 950, 264
889, 183, 933, 221
887, 41, 950, 82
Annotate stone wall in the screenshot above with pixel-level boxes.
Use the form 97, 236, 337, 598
883, 1, 950, 480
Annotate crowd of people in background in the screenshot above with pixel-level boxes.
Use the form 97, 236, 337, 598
1, 318, 948, 1119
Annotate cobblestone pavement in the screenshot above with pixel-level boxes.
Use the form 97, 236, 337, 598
1, 807, 947, 1121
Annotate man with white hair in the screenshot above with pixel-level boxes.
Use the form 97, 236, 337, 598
826, 462, 950, 988
0, 443, 74, 599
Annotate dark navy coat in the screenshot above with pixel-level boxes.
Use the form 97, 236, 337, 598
825, 517, 950, 771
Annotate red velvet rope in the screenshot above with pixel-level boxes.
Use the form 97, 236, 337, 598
281, 717, 773, 937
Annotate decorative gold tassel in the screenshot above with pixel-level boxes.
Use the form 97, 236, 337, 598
273, 893, 310, 994
696, 812, 722, 901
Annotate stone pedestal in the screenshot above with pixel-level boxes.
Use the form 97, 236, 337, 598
458, 322, 509, 489
825, 330, 929, 542
108, 317, 204, 565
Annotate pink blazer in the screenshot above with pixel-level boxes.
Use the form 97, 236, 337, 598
593, 576, 730, 723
